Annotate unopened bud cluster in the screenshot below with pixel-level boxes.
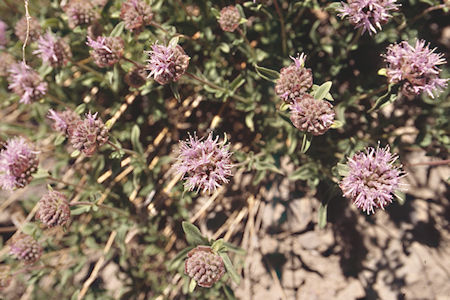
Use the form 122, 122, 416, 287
87, 36, 124, 68
218, 6, 241, 32
184, 246, 225, 288
37, 190, 71, 227
62, 1, 99, 29
70, 112, 109, 156
120, 0, 153, 34
9, 234, 42, 264
14, 16, 42, 43
275, 54, 313, 103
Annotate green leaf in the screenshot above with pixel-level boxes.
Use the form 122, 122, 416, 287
169, 36, 179, 48
188, 278, 197, 293
71, 149, 81, 158
54, 134, 66, 146
318, 203, 327, 229
254, 65, 280, 82
74, 103, 86, 115
21, 223, 38, 236
377, 68, 387, 77
211, 7, 221, 18
70, 205, 91, 216
394, 190, 406, 205
369, 84, 398, 112
182, 222, 209, 246
33, 169, 49, 179
336, 163, 349, 177
289, 165, 313, 181
314, 81, 332, 100
131, 125, 144, 154
219, 252, 241, 285
245, 112, 255, 132
223, 242, 246, 255
331, 120, 344, 129
211, 239, 224, 252
300, 133, 313, 153
229, 75, 245, 92
110, 21, 125, 37
223, 285, 237, 300
170, 82, 181, 102
168, 246, 194, 271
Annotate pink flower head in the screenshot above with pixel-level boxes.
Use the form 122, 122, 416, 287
339, 144, 406, 214
218, 6, 241, 32
0, 20, 8, 49
8, 62, 48, 104
0, 137, 39, 190
34, 31, 72, 67
47, 109, 81, 136
173, 133, 233, 193
120, 0, 153, 34
384, 40, 448, 98
338, 0, 399, 35
87, 35, 124, 67
9, 234, 42, 264
70, 112, 109, 156
146, 42, 190, 85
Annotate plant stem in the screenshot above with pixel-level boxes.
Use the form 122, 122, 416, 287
69, 201, 129, 217
237, 28, 257, 61
70, 58, 104, 79
106, 140, 140, 157
47, 176, 80, 189
22, 0, 31, 64
357, 85, 389, 101
122, 57, 145, 69
409, 159, 450, 167
185, 72, 250, 103
272, 0, 287, 56
46, 93, 76, 109
398, 4, 446, 31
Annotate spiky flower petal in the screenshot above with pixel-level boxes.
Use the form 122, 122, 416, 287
384, 40, 448, 98
37, 190, 71, 227
14, 16, 41, 43
218, 6, 241, 32
34, 31, 72, 67
87, 36, 124, 68
0, 20, 8, 49
48, 109, 82, 136
338, 0, 399, 35
173, 133, 233, 193
8, 62, 47, 104
146, 43, 190, 85
289, 94, 335, 135
185, 246, 226, 288
120, 0, 153, 34
0, 52, 16, 77
70, 112, 109, 157
62, 0, 99, 28
339, 145, 406, 214
275, 54, 313, 103
0, 137, 39, 190
9, 234, 42, 264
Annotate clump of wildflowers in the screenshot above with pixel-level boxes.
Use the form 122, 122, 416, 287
173, 133, 233, 193
70, 112, 109, 157
384, 40, 448, 98
87, 36, 124, 68
0, 137, 39, 191
338, 0, 399, 35
275, 54, 313, 103
120, 0, 153, 34
218, 6, 241, 32
48, 109, 82, 137
8, 62, 48, 104
125, 67, 147, 88
9, 234, 42, 264
37, 190, 71, 227
185, 246, 226, 288
62, 1, 99, 28
34, 31, 72, 67
146, 43, 190, 85
14, 16, 42, 43
339, 145, 405, 214
0, 20, 8, 48
289, 94, 335, 136
0, 52, 16, 77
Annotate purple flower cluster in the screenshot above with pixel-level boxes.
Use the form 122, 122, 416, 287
185, 246, 226, 288
339, 145, 405, 214
338, 0, 399, 35
275, 54, 313, 103
9, 234, 42, 264
70, 112, 109, 157
8, 62, 48, 104
34, 31, 72, 67
120, 0, 153, 34
218, 6, 241, 32
37, 190, 71, 227
87, 36, 124, 68
62, 0, 99, 29
48, 109, 81, 136
173, 133, 233, 193
0, 137, 39, 191
384, 40, 448, 98
146, 43, 190, 85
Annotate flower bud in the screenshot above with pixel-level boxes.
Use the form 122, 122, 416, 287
275, 54, 313, 103
70, 112, 109, 156
146, 43, 190, 85
120, 0, 153, 34
14, 16, 41, 43
125, 67, 147, 88
87, 36, 124, 68
218, 6, 241, 32
8, 62, 48, 104
289, 94, 334, 136
62, 1, 99, 29
185, 246, 225, 288
37, 190, 71, 227
9, 234, 42, 264
34, 31, 72, 67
